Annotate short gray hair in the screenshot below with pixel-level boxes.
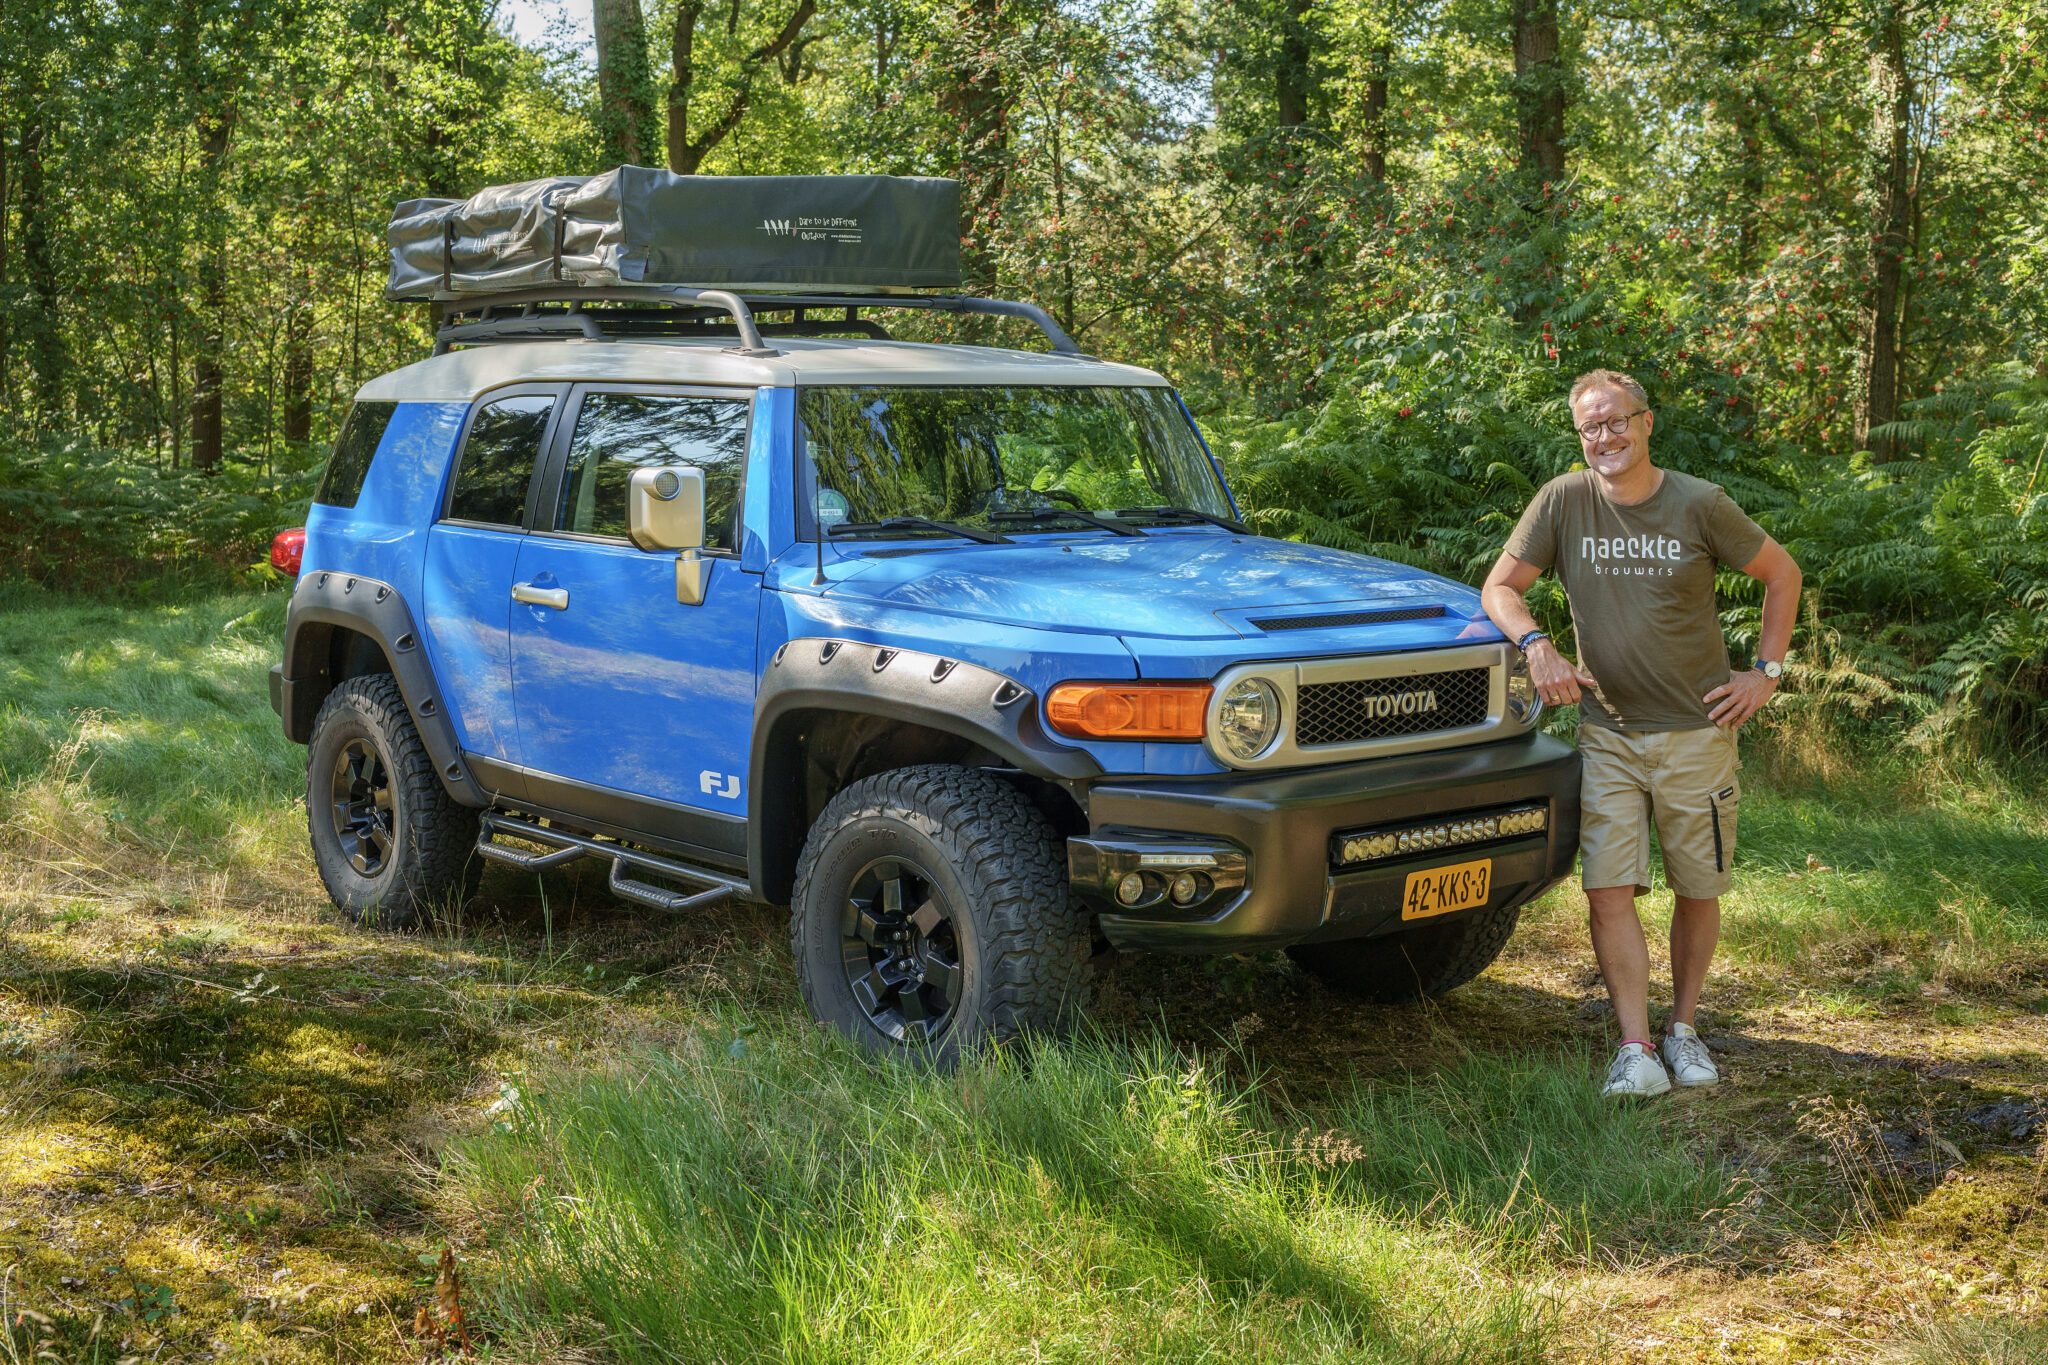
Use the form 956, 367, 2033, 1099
1569, 368, 1648, 411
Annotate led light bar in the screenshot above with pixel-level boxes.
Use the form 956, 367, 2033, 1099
1335, 805, 1548, 866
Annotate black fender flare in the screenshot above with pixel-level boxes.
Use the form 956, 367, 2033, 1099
748, 637, 1103, 903
276, 571, 488, 808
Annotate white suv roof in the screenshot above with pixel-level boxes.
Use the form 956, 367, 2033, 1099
357, 337, 1168, 403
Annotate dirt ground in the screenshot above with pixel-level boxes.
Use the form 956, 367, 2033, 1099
2, 846, 2044, 1363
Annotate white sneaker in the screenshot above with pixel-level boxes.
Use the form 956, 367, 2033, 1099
1661, 1022, 1720, 1087
1602, 1042, 1672, 1098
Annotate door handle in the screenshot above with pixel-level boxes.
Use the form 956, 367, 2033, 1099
512, 581, 569, 610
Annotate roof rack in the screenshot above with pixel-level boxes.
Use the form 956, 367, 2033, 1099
429, 286, 1088, 359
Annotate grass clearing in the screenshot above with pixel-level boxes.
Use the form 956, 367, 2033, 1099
448, 1030, 1730, 1362
2, 587, 2045, 1361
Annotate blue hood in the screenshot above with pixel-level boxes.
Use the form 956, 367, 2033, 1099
819, 532, 1499, 654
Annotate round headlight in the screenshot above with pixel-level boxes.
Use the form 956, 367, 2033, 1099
1216, 677, 1283, 761
1506, 653, 1544, 726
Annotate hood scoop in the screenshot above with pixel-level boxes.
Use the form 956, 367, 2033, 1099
1249, 604, 1447, 633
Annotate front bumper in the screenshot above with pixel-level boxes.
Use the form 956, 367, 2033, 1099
1069, 731, 1580, 951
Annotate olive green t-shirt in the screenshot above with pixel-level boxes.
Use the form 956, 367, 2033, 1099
1504, 468, 1767, 732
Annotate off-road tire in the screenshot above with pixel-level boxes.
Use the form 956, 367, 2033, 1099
790, 765, 1089, 1062
306, 674, 480, 929
1286, 899, 1523, 1003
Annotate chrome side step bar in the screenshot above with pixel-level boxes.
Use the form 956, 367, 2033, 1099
475, 811, 744, 913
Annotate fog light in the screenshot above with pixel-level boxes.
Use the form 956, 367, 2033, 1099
1116, 872, 1146, 905
1169, 871, 1201, 905
1334, 804, 1551, 865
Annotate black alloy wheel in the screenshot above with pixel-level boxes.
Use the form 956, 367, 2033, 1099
790, 765, 1091, 1062
305, 673, 480, 929
330, 738, 395, 876
841, 857, 964, 1044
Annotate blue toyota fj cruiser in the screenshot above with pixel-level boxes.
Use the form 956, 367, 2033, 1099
271, 284, 1580, 1057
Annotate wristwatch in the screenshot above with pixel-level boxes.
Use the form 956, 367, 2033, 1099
1754, 658, 1783, 680
1515, 629, 1550, 654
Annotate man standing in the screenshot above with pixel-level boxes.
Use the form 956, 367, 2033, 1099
1481, 370, 1802, 1097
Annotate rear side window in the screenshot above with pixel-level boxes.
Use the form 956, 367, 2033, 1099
554, 393, 751, 551
447, 394, 554, 527
313, 401, 399, 508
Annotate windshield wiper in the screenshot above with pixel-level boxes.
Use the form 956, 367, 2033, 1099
987, 507, 1145, 537
826, 516, 1013, 545
1115, 505, 1247, 534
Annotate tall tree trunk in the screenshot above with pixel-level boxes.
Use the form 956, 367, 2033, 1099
0, 121, 11, 410
941, 0, 1012, 297
1276, 0, 1316, 127
1731, 85, 1766, 277
1049, 84, 1073, 330
1512, 0, 1566, 182
1361, 43, 1389, 181
281, 302, 312, 445
871, 13, 896, 112
667, 0, 816, 174
1857, 2, 1912, 463
18, 109, 63, 419
189, 104, 235, 473
667, 0, 704, 171
594, 0, 658, 165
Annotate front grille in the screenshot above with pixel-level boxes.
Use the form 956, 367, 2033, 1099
1250, 604, 1445, 632
1295, 667, 1490, 746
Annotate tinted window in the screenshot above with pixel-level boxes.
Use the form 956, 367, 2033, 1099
313, 401, 399, 509
447, 395, 553, 526
554, 393, 751, 551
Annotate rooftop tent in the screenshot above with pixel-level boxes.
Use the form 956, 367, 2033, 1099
387, 169, 962, 300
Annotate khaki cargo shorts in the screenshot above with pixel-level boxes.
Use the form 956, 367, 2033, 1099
1578, 723, 1741, 900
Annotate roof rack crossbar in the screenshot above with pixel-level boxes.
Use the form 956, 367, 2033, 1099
433, 285, 777, 357
429, 286, 1086, 357
434, 311, 604, 353
718, 292, 1085, 355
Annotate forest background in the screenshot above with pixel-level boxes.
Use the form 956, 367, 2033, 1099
1, 0, 2046, 756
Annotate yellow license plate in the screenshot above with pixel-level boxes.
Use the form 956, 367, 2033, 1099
1401, 858, 1493, 921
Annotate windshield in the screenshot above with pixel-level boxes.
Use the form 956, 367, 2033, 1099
796, 385, 1234, 539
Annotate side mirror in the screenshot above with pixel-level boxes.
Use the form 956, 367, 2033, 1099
626, 466, 705, 552
627, 467, 711, 606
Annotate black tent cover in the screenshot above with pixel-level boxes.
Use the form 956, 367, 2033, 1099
388, 168, 961, 299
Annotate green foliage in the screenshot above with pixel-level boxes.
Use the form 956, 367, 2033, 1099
0, 0, 600, 452
4, 0, 2047, 754
1765, 364, 2048, 751
1206, 186, 1790, 633
0, 439, 316, 591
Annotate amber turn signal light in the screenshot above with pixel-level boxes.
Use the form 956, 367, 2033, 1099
1046, 682, 1212, 740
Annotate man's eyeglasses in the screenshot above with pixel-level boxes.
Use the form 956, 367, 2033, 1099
1576, 410, 1647, 440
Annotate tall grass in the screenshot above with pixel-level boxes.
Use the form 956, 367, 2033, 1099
1325, 1051, 1737, 1258
1726, 782, 2048, 976
0, 590, 308, 906
449, 1027, 1736, 1363
1701, 718, 2048, 981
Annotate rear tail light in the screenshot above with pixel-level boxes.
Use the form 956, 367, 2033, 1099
1046, 682, 1211, 741
270, 528, 306, 576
